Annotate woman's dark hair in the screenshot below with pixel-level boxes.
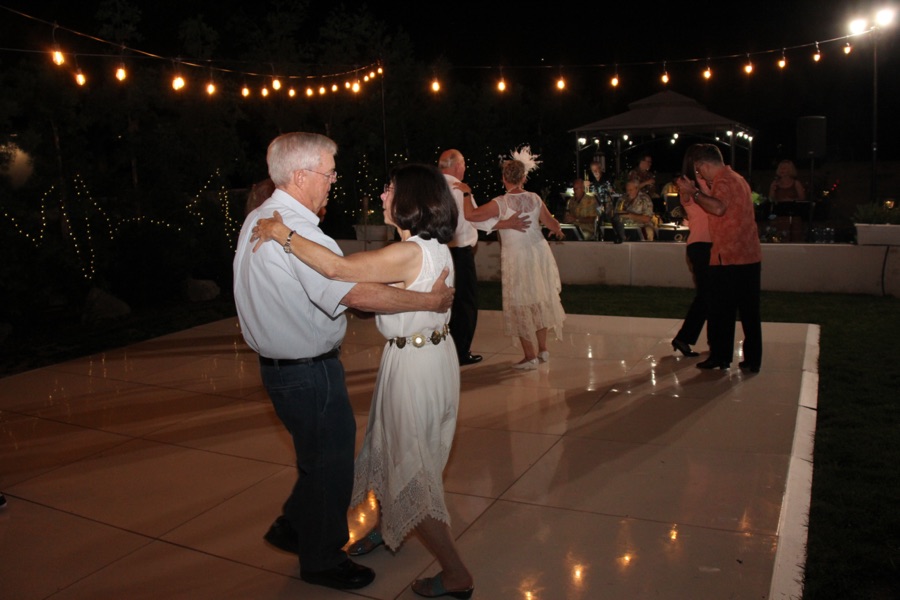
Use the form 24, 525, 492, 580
389, 163, 458, 244
681, 147, 699, 183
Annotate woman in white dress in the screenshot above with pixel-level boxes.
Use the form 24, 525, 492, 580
460, 148, 566, 370
252, 164, 473, 599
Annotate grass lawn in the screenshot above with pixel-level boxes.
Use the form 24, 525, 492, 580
2, 284, 898, 598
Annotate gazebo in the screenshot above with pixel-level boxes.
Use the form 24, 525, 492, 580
570, 91, 756, 178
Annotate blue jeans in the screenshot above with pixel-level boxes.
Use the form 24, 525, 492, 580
260, 357, 356, 571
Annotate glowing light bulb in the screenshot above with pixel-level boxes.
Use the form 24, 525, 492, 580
261, 87, 269, 97
778, 57, 787, 69
431, 78, 441, 92
306, 87, 314, 97
206, 82, 216, 95
497, 78, 506, 92
352, 82, 360, 93
288, 88, 296, 97
844, 43, 852, 55
661, 72, 669, 84
272, 78, 281, 90
115, 65, 127, 81
556, 77, 565, 90
813, 51, 821, 62
242, 86, 250, 97
331, 84, 338, 92
319, 86, 326, 94
377, 67, 383, 74
52, 49, 65, 65
75, 70, 86, 86
703, 67, 712, 80
369, 70, 376, 78
611, 75, 619, 87
744, 61, 753, 74
172, 75, 185, 90
364, 75, 370, 82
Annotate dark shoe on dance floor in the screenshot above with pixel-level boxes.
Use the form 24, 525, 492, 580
263, 515, 298, 554
671, 339, 699, 357
347, 529, 384, 556
459, 353, 483, 366
696, 358, 730, 370
301, 558, 375, 590
739, 361, 761, 373
412, 573, 474, 599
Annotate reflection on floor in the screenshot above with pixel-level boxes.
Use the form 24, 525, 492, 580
0, 311, 817, 600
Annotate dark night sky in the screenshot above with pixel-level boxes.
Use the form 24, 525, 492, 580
3, 1, 899, 163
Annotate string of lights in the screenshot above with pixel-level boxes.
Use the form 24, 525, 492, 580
0, 4, 881, 96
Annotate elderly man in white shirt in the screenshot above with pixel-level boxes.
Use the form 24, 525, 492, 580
234, 132, 452, 592
438, 148, 528, 365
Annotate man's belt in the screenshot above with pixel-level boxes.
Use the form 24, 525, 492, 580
258, 347, 340, 366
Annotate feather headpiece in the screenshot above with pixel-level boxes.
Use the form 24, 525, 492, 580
504, 145, 541, 174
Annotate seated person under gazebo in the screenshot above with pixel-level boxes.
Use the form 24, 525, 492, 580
612, 180, 657, 241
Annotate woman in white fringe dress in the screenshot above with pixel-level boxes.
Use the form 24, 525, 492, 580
460, 148, 566, 370
252, 163, 473, 599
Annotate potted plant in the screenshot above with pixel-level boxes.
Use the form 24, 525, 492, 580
854, 201, 900, 245
353, 195, 396, 241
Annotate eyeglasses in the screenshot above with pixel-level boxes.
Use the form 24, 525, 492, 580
303, 168, 338, 183
383, 184, 394, 193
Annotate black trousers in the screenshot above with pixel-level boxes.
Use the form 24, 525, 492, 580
707, 262, 763, 367
675, 242, 712, 345
449, 245, 478, 358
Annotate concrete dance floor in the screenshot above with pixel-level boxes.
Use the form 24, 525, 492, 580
0, 311, 817, 599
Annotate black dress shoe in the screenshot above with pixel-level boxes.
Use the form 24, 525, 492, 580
263, 515, 298, 554
459, 353, 483, 366
696, 358, 730, 370
301, 558, 375, 590
739, 361, 761, 373
671, 339, 699, 357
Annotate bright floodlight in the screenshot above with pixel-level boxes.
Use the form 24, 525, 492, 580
875, 8, 895, 27
850, 18, 868, 34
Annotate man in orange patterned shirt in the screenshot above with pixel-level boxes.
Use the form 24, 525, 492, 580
676, 144, 762, 373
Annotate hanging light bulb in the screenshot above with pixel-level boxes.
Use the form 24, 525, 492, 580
272, 78, 281, 90
115, 63, 127, 81
288, 88, 296, 97
172, 75, 185, 90
744, 55, 753, 74
611, 73, 619, 87
778, 50, 787, 69
556, 75, 565, 90
703, 66, 712, 80
813, 42, 821, 62
331, 83, 338, 92
352, 81, 361, 93
363, 74, 370, 82
75, 69, 86, 86
369, 70, 376, 79
261, 87, 269, 97
377, 66, 383, 74
497, 78, 506, 92
242, 85, 250, 97
206, 81, 216, 95
844, 42, 852, 55
306, 87, 314, 97
318, 85, 326, 95
431, 78, 441, 92
52, 48, 65, 65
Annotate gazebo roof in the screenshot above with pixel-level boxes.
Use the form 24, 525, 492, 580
571, 91, 753, 136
